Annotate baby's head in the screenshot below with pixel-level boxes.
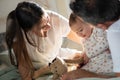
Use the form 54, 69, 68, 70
69, 13, 93, 39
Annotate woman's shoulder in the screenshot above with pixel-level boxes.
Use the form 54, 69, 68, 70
46, 10, 60, 17
46, 10, 67, 21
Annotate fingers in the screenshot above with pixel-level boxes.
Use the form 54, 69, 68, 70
83, 53, 89, 64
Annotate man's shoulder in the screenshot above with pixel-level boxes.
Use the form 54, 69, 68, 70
108, 19, 120, 31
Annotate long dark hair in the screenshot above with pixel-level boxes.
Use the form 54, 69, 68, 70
6, 1, 44, 79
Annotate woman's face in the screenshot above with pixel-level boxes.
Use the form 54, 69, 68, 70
32, 11, 51, 37
71, 18, 93, 39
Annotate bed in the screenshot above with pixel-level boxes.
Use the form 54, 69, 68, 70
0, 33, 120, 80
0, 64, 120, 80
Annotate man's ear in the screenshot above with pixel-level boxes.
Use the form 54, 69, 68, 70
97, 21, 113, 30
97, 23, 107, 30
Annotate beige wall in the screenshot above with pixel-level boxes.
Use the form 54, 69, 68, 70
55, 0, 71, 18
0, 0, 71, 33
47, 0, 71, 18
0, 0, 20, 33
0, 0, 82, 51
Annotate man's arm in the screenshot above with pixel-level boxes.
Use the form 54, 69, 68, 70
116, 73, 120, 77
62, 69, 115, 80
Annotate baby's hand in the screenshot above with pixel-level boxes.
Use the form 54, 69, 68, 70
77, 52, 89, 68
82, 52, 89, 64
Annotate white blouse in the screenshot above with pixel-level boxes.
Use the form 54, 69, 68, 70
24, 10, 78, 69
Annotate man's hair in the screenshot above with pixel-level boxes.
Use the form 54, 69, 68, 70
70, 0, 120, 25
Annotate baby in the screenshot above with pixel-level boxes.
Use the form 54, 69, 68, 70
69, 13, 113, 75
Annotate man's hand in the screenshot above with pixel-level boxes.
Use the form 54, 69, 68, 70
116, 73, 120, 77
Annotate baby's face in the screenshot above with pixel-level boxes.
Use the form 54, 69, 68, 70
71, 18, 93, 39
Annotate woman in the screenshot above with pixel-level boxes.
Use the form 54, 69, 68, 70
6, 1, 82, 80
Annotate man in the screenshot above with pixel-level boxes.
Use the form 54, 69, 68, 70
62, 0, 120, 79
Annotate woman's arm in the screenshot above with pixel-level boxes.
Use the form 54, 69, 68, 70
33, 66, 51, 79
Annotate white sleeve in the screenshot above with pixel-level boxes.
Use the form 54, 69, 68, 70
57, 48, 82, 59
59, 15, 71, 37
107, 28, 120, 72
47, 10, 70, 37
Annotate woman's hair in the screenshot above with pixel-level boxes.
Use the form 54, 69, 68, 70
70, 0, 120, 25
69, 13, 78, 27
6, 1, 44, 79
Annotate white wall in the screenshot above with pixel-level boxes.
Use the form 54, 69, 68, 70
0, 0, 20, 33
0, 0, 82, 51
0, 0, 71, 33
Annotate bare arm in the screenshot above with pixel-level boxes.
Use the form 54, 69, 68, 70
33, 55, 85, 79
116, 73, 120, 77
62, 69, 115, 80
33, 66, 51, 79
33, 57, 83, 79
